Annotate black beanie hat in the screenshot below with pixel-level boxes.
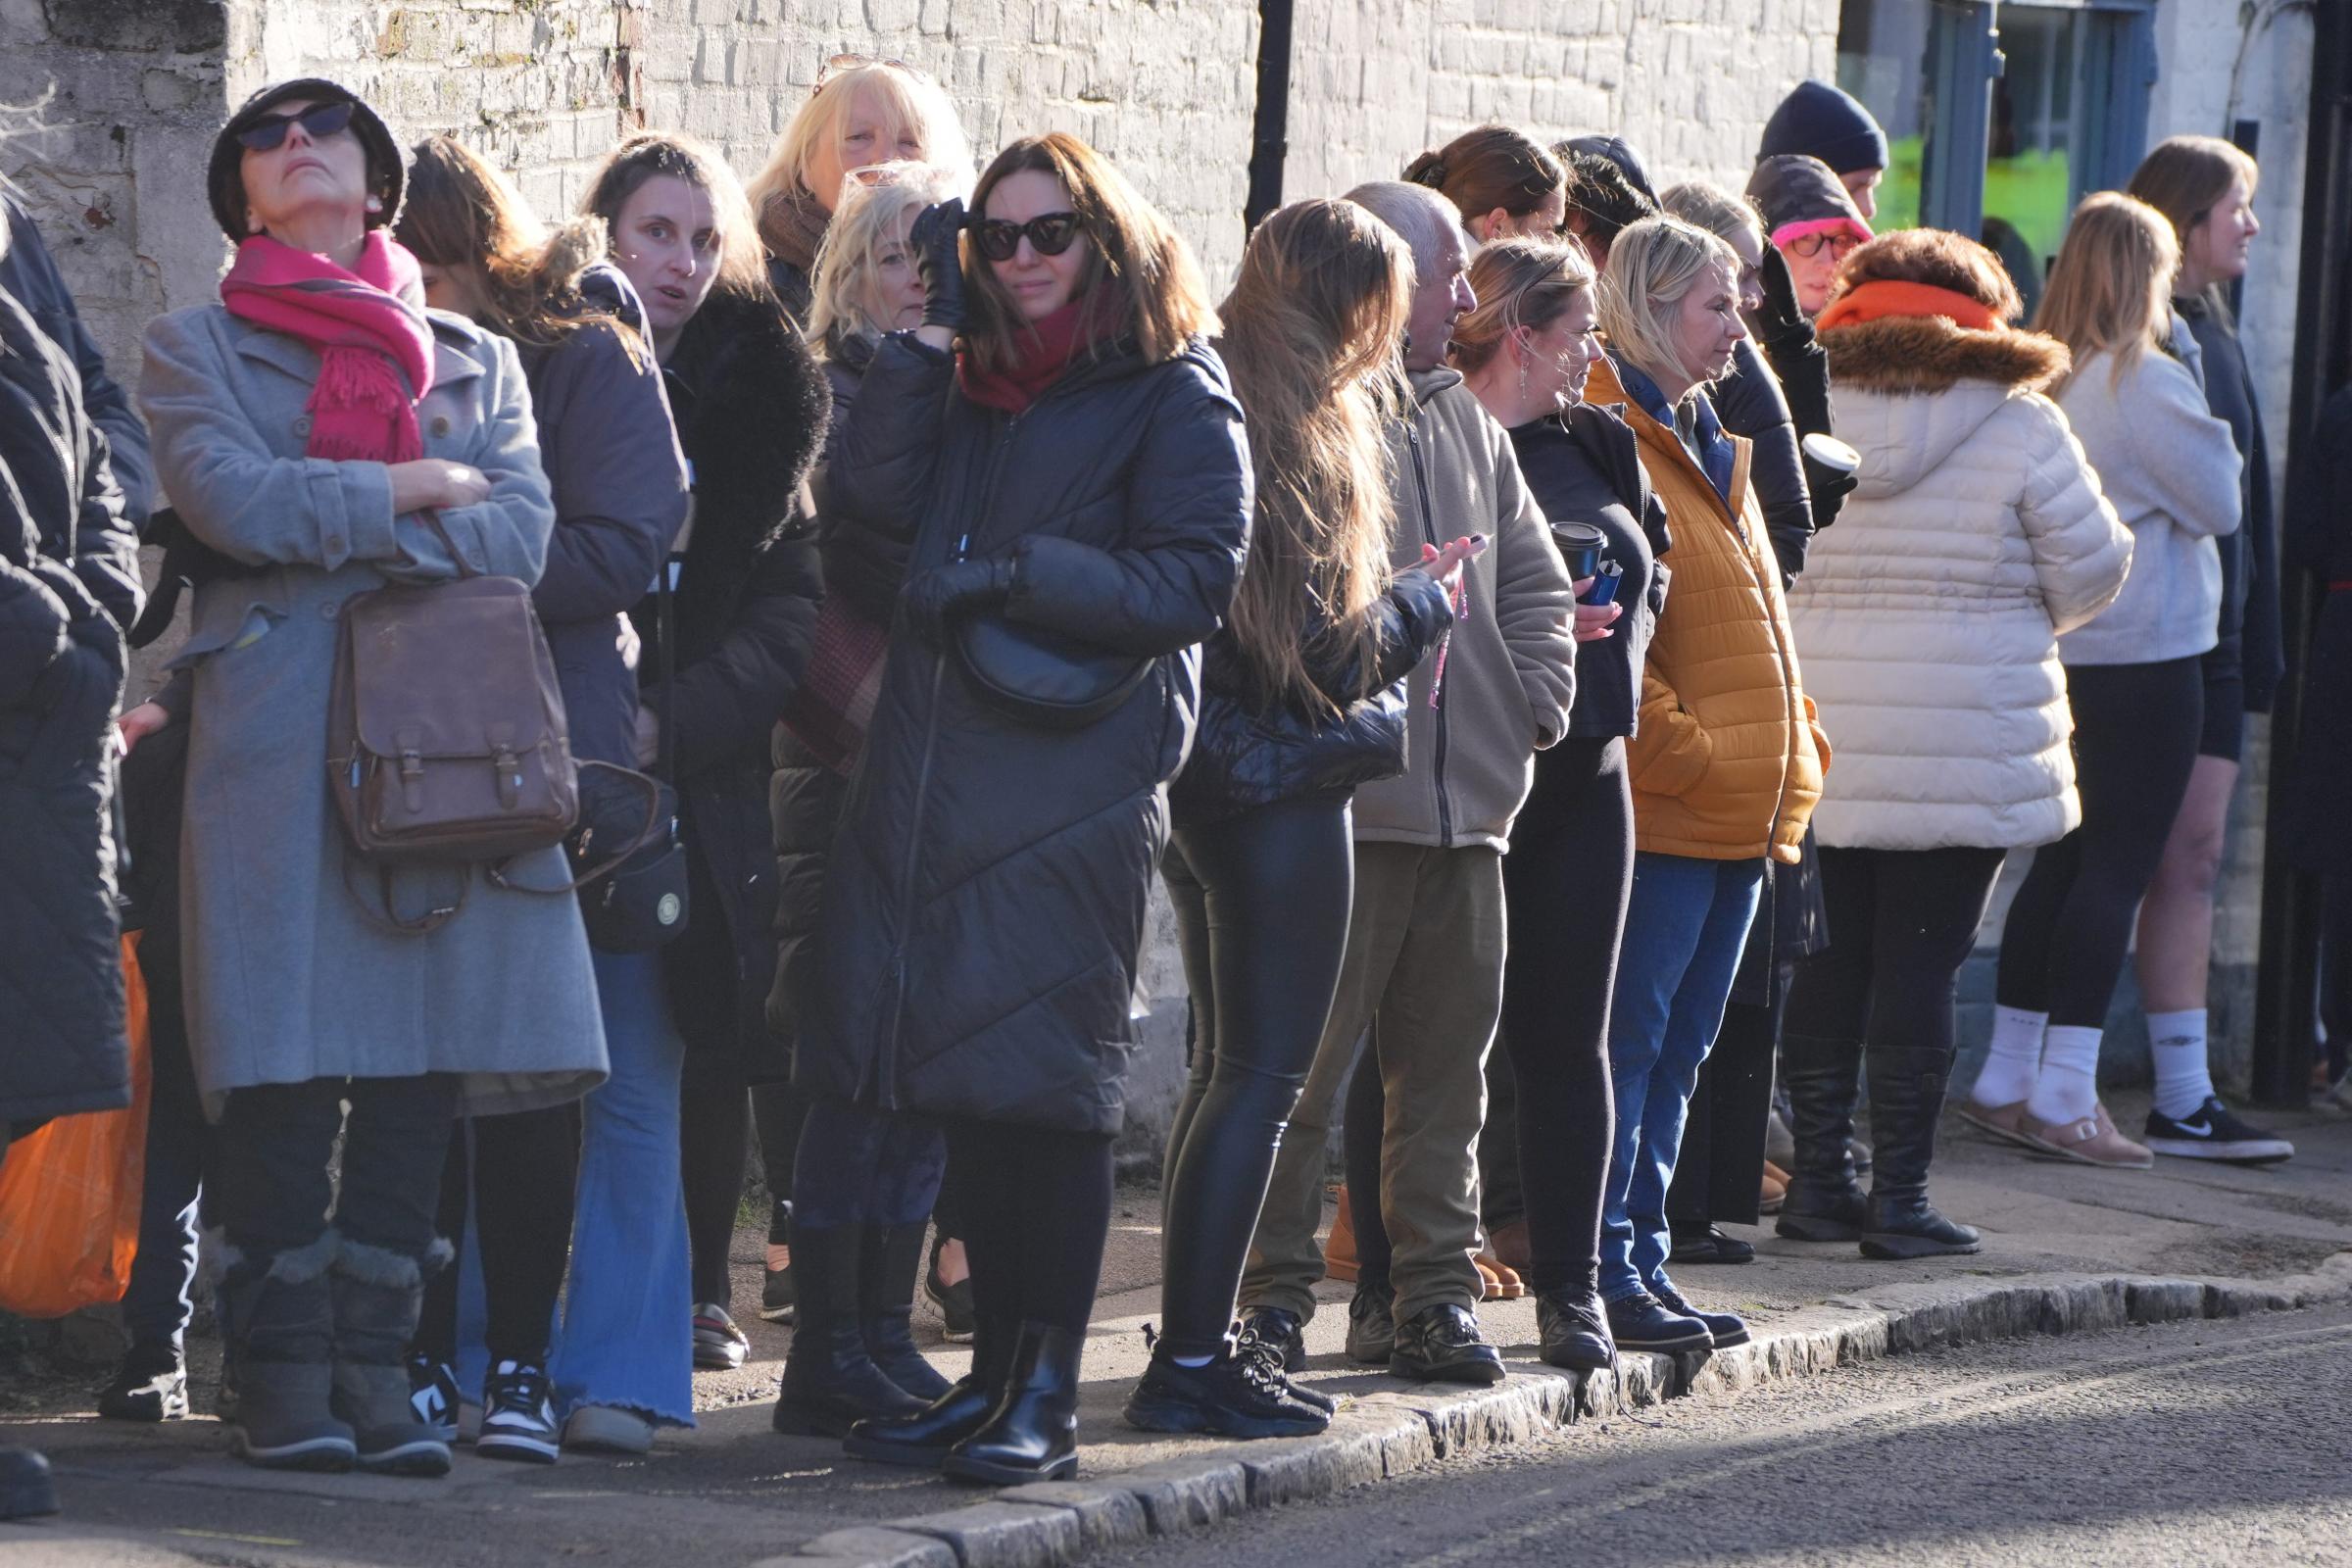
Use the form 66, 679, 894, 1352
209, 78, 405, 243
1756, 79, 1889, 176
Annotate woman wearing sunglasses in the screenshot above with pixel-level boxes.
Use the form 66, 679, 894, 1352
815, 131, 1248, 1485
748, 56, 972, 321
140, 79, 599, 1476
1744, 154, 1872, 320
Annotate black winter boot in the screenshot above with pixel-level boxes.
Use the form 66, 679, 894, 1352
773, 1226, 927, 1438
1861, 1044, 1982, 1260
220, 1232, 355, 1472
843, 1309, 1014, 1468
329, 1239, 453, 1477
1776, 1031, 1870, 1242
861, 1224, 953, 1401
941, 1321, 1083, 1486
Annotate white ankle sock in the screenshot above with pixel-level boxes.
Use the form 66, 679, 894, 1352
2147, 1008, 2216, 1119
1970, 1005, 2048, 1107
1173, 1352, 1215, 1368
2025, 1026, 2103, 1125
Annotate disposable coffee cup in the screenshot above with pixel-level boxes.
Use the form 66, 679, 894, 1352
1801, 432, 1861, 475
1549, 519, 1607, 581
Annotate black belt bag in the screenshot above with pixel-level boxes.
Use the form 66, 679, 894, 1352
577, 562, 690, 953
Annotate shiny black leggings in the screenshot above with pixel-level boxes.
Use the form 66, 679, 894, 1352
1159, 790, 1355, 1358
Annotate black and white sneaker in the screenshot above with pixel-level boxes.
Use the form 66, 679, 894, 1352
406, 1353, 461, 1445
2143, 1097, 2295, 1164
475, 1361, 562, 1464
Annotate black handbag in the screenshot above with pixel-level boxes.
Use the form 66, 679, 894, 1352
951, 612, 1152, 729
573, 562, 690, 952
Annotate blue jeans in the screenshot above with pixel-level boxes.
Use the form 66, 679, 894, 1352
1598, 854, 1764, 1302
544, 948, 695, 1427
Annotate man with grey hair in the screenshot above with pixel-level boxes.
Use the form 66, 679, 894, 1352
1235, 180, 1579, 1385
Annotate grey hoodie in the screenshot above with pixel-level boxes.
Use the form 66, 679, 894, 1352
1349, 368, 1579, 853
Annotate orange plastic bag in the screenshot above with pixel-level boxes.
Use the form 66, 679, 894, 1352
0, 931, 152, 1316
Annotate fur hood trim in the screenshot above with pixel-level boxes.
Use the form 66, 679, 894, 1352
670, 287, 831, 554
1822, 315, 2069, 397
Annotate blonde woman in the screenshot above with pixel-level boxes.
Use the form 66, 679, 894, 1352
746, 57, 971, 318
1588, 216, 1826, 1355
2123, 137, 2293, 1164
819, 132, 1249, 1484
1967, 193, 2245, 1170
1126, 198, 1464, 1440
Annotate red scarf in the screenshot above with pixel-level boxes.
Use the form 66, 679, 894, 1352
957, 295, 1100, 414
1815, 279, 2002, 334
221, 231, 436, 462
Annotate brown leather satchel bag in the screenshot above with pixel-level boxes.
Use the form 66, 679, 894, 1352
327, 511, 579, 928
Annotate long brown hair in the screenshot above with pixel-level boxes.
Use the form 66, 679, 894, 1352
1217, 199, 1409, 714
1404, 126, 1564, 229
961, 132, 1216, 374
2126, 134, 2258, 315
581, 130, 773, 304
2036, 193, 2177, 392
1450, 237, 1597, 374
397, 135, 640, 361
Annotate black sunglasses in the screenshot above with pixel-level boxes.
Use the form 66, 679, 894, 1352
972, 212, 1084, 263
235, 100, 357, 153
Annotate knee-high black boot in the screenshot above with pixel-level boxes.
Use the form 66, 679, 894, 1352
1862, 1044, 1982, 1259
940, 1322, 1083, 1485
861, 1224, 952, 1401
772, 1226, 927, 1438
1776, 1031, 1869, 1242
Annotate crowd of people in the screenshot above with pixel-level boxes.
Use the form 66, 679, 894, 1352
0, 55, 2326, 1515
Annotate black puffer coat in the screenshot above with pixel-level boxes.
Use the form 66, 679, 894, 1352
804, 331, 1250, 1134
1173, 568, 1452, 827
1711, 338, 1815, 581
633, 289, 829, 1073
0, 284, 135, 1125
1507, 401, 1669, 740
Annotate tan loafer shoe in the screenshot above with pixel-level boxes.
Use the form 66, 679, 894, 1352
1958, 1098, 2041, 1152
2021, 1102, 2154, 1169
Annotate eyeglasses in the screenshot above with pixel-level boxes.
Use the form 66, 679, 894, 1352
972, 212, 1084, 262
234, 100, 356, 153
1785, 230, 1863, 261
813, 54, 933, 91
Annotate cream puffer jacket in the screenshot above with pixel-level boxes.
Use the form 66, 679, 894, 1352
1789, 316, 2133, 852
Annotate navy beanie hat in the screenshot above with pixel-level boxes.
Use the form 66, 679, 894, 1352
1757, 79, 1889, 176
1565, 134, 1658, 204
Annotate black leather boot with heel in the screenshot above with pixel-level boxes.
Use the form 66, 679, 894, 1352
940, 1321, 1083, 1485
843, 1310, 1014, 1467
773, 1226, 928, 1438
1775, 1031, 1870, 1243
1861, 1043, 1982, 1259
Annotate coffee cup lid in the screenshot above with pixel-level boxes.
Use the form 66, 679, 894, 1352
1548, 519, 1607, 542
1802, 433, 1862, 474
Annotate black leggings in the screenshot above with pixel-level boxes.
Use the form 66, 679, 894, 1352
1787, 846, 2007, 1054
1345, 738, 1632, 1297
1159, 790, 1355, 1357
945, 1117, 1113, 1340
1996, 658, 2203, 1028
678, 1058, 802, 1306
419, 1103, 579, 1366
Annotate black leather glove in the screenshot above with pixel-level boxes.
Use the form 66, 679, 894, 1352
908, 198, 968, 333
1750, 242, 1810, 348
901, 552, 1016, 643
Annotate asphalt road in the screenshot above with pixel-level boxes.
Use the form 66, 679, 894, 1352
1102, 1303, 2352, 1568
11, 1305, 2351, 1566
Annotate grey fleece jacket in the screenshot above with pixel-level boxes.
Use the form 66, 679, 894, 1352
1350, 368, 1579, 853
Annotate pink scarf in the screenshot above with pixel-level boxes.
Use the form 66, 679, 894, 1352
221, 232, 436, 462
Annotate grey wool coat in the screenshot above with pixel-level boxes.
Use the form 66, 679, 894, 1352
140, 303, 609, 1120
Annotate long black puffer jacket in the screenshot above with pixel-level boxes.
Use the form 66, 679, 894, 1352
633, 288, 829, 1075
803, 331, 1250, 1134
1173, 567, 1453, 828
0, 284, 136, 1126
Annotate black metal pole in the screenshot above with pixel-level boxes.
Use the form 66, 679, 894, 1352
1244, 0, 1295, 238
2251, 0, 2352, 1105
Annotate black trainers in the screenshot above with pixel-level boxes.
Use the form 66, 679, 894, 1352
1236, 1305, 1307, 1375
405, 1353, 461, 1445
1669, 1224, 1755, 1264
1345, 1285, 1395, 1364
1535, 1289, 1614, 1373
98, 1348, 188, 1422
1122, 1348, 1330, 1439
924, 1238, 976, 1345
1390, 1303, 1504, 1386
475, 1361, 561, 1464
1603, 1291, 1712, 1354
2143, 1097, 2295, 1164
1650, 1278, 1750, 1348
